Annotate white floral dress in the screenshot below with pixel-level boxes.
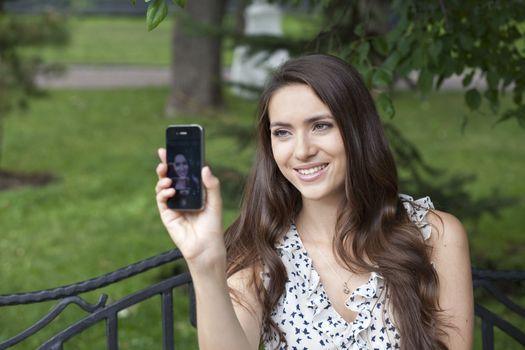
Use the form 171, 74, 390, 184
263, 194, 434, 350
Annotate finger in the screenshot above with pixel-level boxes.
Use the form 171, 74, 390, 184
155, 177, 172, 193
202, 166, 222, 210
156, 188, 175, 210
158, 148, 167, 163
156, 162, 168, 179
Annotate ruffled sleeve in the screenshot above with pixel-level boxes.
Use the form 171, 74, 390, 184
399, 193, 434, 240
344, 272, 386, 347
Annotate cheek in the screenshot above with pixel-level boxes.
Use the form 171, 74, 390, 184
271, 141, 292, 167
329, 134, 346, 158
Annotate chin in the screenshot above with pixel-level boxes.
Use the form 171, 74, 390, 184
297, 188, 332, 202
296, 184, 345, 203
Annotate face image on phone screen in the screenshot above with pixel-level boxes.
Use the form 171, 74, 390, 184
166, 125, 203, 210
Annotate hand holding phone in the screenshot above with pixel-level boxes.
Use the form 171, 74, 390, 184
155, 144, 226, 268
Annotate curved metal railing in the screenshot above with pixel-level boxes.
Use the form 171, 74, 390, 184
0, 250, 523, 350
0, 249, 195, 350
472, 269, 525, 350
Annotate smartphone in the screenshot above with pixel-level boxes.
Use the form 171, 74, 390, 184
166, 124, 204, 211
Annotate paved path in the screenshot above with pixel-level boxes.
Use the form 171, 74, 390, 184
36, 65, 171, 89
36, 64, 488, 90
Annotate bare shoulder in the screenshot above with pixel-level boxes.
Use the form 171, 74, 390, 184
425, 209, 469, 254
425, 211, 474, 348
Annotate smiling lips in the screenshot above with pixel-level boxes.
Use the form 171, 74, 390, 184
294, 163, 328, 181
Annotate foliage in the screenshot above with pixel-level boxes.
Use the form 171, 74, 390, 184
143, 0, 525, 125
309, 0, 525, 126
0, 10, 69, 165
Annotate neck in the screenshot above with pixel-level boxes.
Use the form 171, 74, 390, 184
296, 196, 342, 243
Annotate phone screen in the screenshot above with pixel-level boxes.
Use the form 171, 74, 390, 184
166, 125, 204, 210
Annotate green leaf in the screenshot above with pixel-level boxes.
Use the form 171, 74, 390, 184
428, 41, 443, 64
513, 86, 523, 105
411, 46, 426, 69
465, 88, 481, 110
435, 74, 448, 90
459, 33, 473, 50
356, 41, 370, 63
371, 37, 389, 56
173, 0, 187, 7
396, 58, 412, 76
396, 37, 414, 56
495, 106, 525, 128
382, 52, 400, 71
372, 68, 393, 87
363, 67, 374, 88
486, 70, 499, 90
147, 0, 168, 31
376, 92, 395, 119
130, 0, 136, 5
484, 89, 500, 113
494, 110, 514, 126
442, 56, 456, 77
354, 23, 365, 37
462, 70, 475, 87
417, 70, 433, 95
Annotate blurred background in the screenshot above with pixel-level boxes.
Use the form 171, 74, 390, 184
0, 0, 523, 349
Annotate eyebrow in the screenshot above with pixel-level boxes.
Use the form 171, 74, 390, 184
269, 114, 334, 128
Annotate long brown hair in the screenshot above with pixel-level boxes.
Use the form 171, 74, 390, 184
224, 54, 447, 349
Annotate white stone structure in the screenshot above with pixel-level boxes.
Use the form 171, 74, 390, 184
229, 0, 290, 98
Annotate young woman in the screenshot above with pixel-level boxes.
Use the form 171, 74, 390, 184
155, 54, 473, 349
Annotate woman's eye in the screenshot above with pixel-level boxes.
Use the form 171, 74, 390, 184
272, 129, 291, 137
313, 122, 332, 131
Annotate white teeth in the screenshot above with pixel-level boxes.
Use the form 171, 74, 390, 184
297, 165, 326, 175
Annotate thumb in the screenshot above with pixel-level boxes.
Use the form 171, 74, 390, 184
202, 166, 222, 210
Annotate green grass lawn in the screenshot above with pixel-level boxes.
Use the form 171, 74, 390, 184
23, 12, 322, 67
0, 87, 523, 349
22, 16, 173, 66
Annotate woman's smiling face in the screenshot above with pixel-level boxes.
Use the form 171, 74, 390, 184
174, 154, 189, 177
268, 84, 347, 204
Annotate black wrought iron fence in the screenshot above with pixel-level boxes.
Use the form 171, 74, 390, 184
0, 250, 523, 350
0, 249, 195, 350
472, 269, 525, 350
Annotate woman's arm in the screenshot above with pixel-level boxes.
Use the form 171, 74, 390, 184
191, 264, 263, 350
428, 210, 474, 349
155, 148, 262, 350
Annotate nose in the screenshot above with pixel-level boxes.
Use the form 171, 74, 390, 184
293, 132, 317, 161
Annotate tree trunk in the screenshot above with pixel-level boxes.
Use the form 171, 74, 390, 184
166, 0, 227, 116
